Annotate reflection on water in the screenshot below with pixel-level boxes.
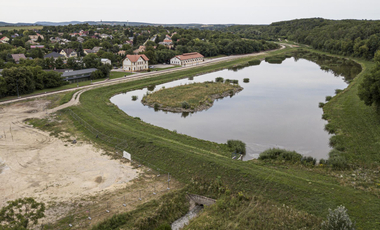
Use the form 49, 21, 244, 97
111, 55, 360, 160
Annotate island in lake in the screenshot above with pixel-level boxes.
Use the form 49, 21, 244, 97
141, 81, 243, 113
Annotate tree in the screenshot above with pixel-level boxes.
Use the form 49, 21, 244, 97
83, 54, 101, 68
77, 43, 85, 57
0, 197, 45, 229
0, 76, 7, 97
2, 67, 35, 96
358, 51, 380, 108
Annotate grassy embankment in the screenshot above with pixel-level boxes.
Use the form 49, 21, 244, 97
142, 81, 242, 112
53, 46, 380, 229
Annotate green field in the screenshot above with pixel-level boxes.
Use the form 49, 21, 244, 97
44, 46, 380, 229
0, 26, 43, 31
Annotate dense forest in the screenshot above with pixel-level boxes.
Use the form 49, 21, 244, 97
221, 18, 380, 60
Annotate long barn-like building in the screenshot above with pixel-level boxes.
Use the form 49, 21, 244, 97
170, 52, 204, 67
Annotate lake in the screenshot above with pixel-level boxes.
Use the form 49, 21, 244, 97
111, 56, 359, 160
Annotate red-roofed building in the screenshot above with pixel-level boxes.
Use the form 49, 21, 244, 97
0, 36, 10, 43
170, 52, 204, 67
122, 54, 149, 72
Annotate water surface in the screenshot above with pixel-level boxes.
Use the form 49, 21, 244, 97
111, 57, 352, 160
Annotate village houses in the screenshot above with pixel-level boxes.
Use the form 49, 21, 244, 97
170, 52, 204, 67
60, 49, 77, 58
122, 54, 149, 72
0, 36, 10, 43
29, 33, 44, 41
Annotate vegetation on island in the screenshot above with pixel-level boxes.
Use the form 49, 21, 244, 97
141, 81, 243, 112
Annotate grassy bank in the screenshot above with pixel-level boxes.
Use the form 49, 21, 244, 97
0, 26, 43, 31
51, 46, 380, 229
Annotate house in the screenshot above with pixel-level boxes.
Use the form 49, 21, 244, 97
118, 50, 126, 56
29, 33, 44, 41
11, 54, 27, 63
61, 68, 98, 83
101, 58, 111, 65
77, 37, 84, 43
92, 46, 102, 53
44, 52, 65, 60
170, 52, 204, 67
158, 39, 173, 48
100, 34, 112, 39
122, 54, 149, 72
30, 45, 45, 49
84, 49, 94, 55
60, 49, 77, 58
0, 37, 9, 43
133, 46, 145, 54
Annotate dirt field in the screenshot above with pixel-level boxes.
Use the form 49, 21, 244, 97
0, 99, 140, 220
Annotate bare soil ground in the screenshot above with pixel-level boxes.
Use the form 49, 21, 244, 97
0, 97, 182, 229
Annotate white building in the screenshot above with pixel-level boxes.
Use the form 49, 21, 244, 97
170, 52, 204, 67
101, 58, 111, 65
122, 54, 149, 72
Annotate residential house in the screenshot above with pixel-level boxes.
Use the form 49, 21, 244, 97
29, 33, 44, 41
30, 45, 45, 49
84, 49, 94, 55
101, 58, 111, 65
118, 50, 126, 56
11, 54, 27, 63
170, 52, 204, 67
133, 46, 145, 54
77, 37, 84, 43
60, 49, 77, 58
125, 40, 133, 45
58, 33, 64, 36
128, 37, 134, 41
44, 52, 65, 60
92, 46, 102, 53
0, 37, 9, 43
122, 54, 149, 72
100, 34, 112, 39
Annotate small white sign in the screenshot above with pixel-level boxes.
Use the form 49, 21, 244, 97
123, 151, 131, 161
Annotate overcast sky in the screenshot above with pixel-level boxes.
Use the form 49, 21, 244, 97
1, 0, 379, 25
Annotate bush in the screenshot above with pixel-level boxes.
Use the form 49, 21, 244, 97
215, 77, 224, 82
335, 89, 343, 94
258, 148, 302, 163
248, 59, 261, 65
321, 205, 355, 230
243, 78, 250, 83
328, 149, 349, 170
321, 113, 329, 120
131, 95, 138, 101
325, 96, 332, 101
319, 102, 325, 108
324, 123, 336, 134
227, 140, 246, 155
181, 101, 190, 109
231, 79, 239, 84
301, 156, 317, 165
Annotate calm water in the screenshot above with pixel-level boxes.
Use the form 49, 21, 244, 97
111, 57, 351, 160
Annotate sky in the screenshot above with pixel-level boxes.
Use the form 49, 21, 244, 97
1, 0, 379, 25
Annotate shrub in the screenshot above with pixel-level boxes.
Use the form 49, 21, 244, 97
227, 140, 246, 155
243, 78, 250, 83
131, 95, 138, 101
321, 205, 355, 230
328, 149, 349, 170
215, 77, 224, 82
258, 148, 302, 163
324, 123, 336, 134
301, 156, 317, 165
335, 89, 343, 94
325, 96, 332, 101
319, 102, 325, 108
248, 59, 261, 65
181, 101, 190, 109
322, 113, 329, 120
231, 79, 239, 84
154, 103, 159, 110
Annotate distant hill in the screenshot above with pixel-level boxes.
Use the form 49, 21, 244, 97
0, 21, 235, 29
